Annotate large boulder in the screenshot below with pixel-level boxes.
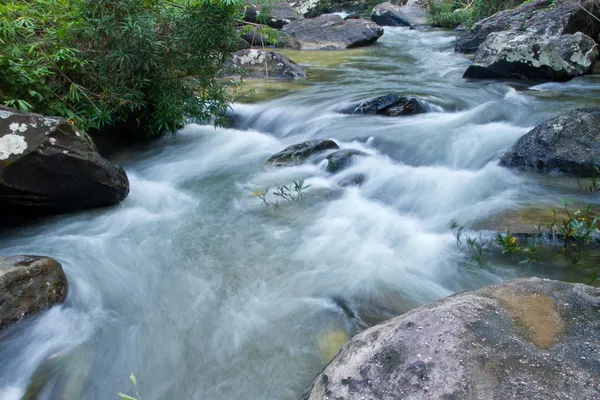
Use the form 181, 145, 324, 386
500, 108, 600, 176
0, 255, 68, 332
0, 106, 129, 219
244, 0, 303, 28
302, 278, 600, 400
222, 49, 306, 79
282, 14, 384, 50
371, 2, 429, 27
267, 139, 339, 166
455, 0, 600, 53
346, 93, 433, 116
463, 31, 599, 81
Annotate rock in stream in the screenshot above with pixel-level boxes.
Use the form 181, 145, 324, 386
0, 106, 129, 220
0, 255, 68, 332
500, 108, 600, 176
302, 278, 600, 400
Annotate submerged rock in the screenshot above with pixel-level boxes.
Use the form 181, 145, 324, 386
282, 14, 384, 50
463, 31, 598, 81
0, 255, 68, 332
347, 93, 432, 116
455, 0, 600, 54
302, 278, 600, 400
222, 49, 306, 80
267, 139, 339, 166
371, 3, 428, 27
0, 106, 129, 219
326, 149, 367, 173
500, 108, 600, 176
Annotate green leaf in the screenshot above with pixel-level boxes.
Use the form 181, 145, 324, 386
130, 373, 137, 387
117, 393, 138, 400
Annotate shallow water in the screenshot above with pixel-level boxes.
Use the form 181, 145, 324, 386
1, 26, 600, 400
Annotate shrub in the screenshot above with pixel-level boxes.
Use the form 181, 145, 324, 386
0, 0, 244, 137
428, 0, 523, 29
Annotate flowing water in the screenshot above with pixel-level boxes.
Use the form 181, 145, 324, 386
1, 26, 600, 400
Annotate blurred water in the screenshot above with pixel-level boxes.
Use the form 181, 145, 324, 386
1, 26, 599, 400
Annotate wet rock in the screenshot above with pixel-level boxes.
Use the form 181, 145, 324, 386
371, 3, 429, 27
338, 173, 365, 187
222, 49, 306, 80
347, 93, 430, 116
463, 31, 599, 81
0, 255, 67, 332
326, 149, 367, 173
0, 106, 129, 219
302, 278, 600, 400
235, 35, 252, 50
500, 108, 600, 176
453, 23, 468, 32
455, 0, 600, 54
267, 139, 339, 166
244, 0, 303, 29
282, 14, 384, 50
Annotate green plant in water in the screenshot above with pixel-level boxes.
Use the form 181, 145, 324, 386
250, 179, 311, 209
118, 373, 141, 400
496, 230, 520, 259
451, 201, 600, 283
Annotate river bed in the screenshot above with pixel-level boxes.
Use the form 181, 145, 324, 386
1, 26, 599, 400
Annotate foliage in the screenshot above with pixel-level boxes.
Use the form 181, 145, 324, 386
427, 0, 522, 28
250, 179, 311, 209
0, 0, 245, 137
118, 373, 141, 400
451, 201, 600, 283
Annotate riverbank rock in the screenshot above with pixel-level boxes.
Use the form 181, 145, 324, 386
0, 106, 129, 219
500, 108, 600, 176
267, 139, 339, 166
463, 31, 599, 81
0, 255, 68, 332
371, 3, 428, 27
240, 27, 273, 47
346, 93, 432, 116
282, 14, 384, 50
222, 49, 307, 79
302, 278, 600, 400
244, 0, 303, 28
326, 149, 367, 173
455, 0, 600, 53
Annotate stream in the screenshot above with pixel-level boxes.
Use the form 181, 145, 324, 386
1, 26, 600, 400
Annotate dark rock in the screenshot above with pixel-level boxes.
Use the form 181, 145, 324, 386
338, 173, 365, 186
235, 35, 252, 50
347, 93, 430, 116
500, 108, 600, 176
455, 0, 600, 54
267, 139, 339, 166
222, 49, 306, 79
371, 3, 429, 27
0, 106, 129, 219
0, 255, 68, 332
244, 0, 303, 29
282, 14, 384, 50
453, 23, 468, 32
302, 278, 600, 400
326, 149, 367, 173
463, 31, 599, 81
